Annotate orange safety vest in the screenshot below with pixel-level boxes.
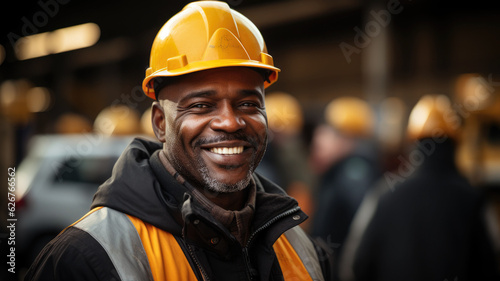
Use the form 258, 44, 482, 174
70, 207, 324, 281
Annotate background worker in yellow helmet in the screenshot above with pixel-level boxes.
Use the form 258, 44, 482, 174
309, 96, 381, 281
257, 92, 316, 231
346, 95, 499, 281
25, 2, 332, 280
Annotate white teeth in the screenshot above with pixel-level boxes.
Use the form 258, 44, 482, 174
210, 146, 244, 155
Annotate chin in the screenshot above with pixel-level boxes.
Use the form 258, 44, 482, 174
201, 167, 253, 194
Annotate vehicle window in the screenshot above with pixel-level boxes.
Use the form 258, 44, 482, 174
52, 157, 118, 185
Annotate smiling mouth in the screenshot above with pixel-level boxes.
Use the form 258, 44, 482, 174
209, 146, 244, 155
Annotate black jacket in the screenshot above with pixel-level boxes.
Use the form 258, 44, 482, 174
352, 139, 499, 281
26, 138, 332, 280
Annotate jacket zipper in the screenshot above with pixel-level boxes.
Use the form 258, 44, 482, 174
185, 205, 301, 281
242, 206, 302, 280
186, 241, 210, 281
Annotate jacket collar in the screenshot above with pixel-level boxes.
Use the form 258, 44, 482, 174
91, 138, 185, 235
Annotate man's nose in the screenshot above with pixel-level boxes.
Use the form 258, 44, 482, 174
210, 103, 246, 133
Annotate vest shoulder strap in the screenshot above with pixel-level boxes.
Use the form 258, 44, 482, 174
274, 226, 325, 281
72, 207, 154, 281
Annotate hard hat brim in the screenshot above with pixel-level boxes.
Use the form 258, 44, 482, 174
142, 59, 280, 100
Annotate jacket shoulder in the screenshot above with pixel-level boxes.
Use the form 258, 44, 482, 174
25, 227, 120, 281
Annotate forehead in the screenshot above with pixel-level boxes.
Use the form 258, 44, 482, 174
157, 67, 264, 102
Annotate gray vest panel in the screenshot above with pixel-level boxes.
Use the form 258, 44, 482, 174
284, 226, 325, 281
73, 207, 154, 281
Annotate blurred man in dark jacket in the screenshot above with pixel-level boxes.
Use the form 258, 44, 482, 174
311, 97, 381, 280
350, 95, 499, 281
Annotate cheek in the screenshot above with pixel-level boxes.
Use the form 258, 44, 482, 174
255, 113, 267, 126
161, 101, 177, 134
164, 116, 179, 146
249, 114, 268, 138
176, 116, 211, 148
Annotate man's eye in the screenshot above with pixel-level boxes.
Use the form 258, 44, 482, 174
241, 102, 259, 108
191, 103, 209, 108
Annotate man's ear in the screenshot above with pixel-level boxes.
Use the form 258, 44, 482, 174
151, 101, 166, 142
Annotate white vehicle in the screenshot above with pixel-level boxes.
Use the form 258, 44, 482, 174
16, 134, 135, 269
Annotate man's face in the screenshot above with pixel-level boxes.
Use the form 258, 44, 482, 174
153, 67, 268, 193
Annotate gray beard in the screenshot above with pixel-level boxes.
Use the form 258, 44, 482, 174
198, 158, 254, 194
169, 149, 255, 194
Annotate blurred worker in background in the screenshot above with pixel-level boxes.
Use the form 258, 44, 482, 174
310, 96, 381, 280
257, 91, 316, 231
54, 113, 92, 134
347, 95, 500, 281
93, 104, 141, 136
25, 1, 332, 280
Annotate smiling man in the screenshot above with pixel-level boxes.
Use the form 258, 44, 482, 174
26, 1, 332, 281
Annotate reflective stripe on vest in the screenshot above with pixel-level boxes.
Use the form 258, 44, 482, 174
72, 207, 323, 281
274, 227, 325, 281
72, 207, 154, 281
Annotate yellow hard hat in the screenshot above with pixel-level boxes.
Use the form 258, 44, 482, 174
55, 113, 92, 134
407, 95, 459, 140
265, 92, 303, 135
94, 105, 141, 136
143, 1, 280, 100
324, 97, 374, 138
454, 74, 493, 112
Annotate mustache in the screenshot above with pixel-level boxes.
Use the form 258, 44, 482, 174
194, 132, 260, 148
